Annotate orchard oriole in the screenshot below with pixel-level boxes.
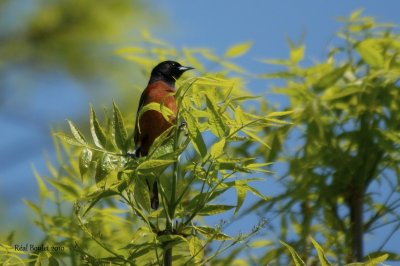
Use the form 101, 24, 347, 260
133, 61, 194, 210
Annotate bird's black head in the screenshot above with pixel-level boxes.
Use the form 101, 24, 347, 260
149, 60, 194, 86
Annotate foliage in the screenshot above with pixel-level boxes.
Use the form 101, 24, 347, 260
1, 38, 292, 264
242, 9, 400, 264
0, 8, 396, 266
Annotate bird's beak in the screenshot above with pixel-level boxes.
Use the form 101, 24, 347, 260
178, 66, 195, 72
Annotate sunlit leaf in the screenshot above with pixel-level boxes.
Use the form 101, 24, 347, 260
90, 105, 107, 149
138, 102, 175, 123
210, 138, 225, 159
67, 120, 87, 145
197, 205, 235, 216
32, 167, 48, 202
235, 186, 247, 214
196, 226, 232, 241
290, 45, 305, 64
280, 241, 306, 266
356, 39, 384, 68
113, 101, 128, 152
242, 129, 270, 149
54, 133, 85, 147
310, 238, 331, 266
182, 111, 207, 158
189, 236, 204, 263
206, 95, 227, 137
137, 159, 175, 172
315, 64, 348, 89
224, 42, 253, 58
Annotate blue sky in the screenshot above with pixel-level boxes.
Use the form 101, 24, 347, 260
1, 0, 400, 263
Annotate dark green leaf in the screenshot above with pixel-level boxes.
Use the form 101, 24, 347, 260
48, 256, 60, 266
79, 148, 93, 180
95, 157, 108, 188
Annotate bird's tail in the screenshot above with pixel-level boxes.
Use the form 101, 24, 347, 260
146, 180, 159, 210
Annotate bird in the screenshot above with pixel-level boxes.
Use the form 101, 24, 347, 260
133, 60, 194, 210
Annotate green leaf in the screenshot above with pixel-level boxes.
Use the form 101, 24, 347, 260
138, 102, 174, 122
266, 110, 294, 117
79, 148, 93, 180
356, 39, 384, 68
224, 42, 253, 58
280, 241, 306, 266
290, 45, 305, 64
242, 129, 270, 149
48, 256, 60, 266
137, 159, 175, 172
321, 86, 363, 101
315, 64, 348, 89
148, 126, 174, 153
234, 106, 247, 125
250, 240, 273, 248
310, 238, 331, 266
113, 101, 128, 152
48, 179, 80, 198
54, 133, 85, 147
189, 236, 204, 263
83, 189, 119, 216
24, 199, 41, 214
32, 167, 48, 202
350, 9, 364, 21
235, 186, 247, 214
182, 111, 207, 158
195, 226, 232, 241
95, 158, 108, 188
134, 177, 151, 212
197, 205, 235, 216
206, 95, 227, 137
362, 254, 389, 266
210, 138, 225, 159
67, 120, 87, 145
90, 105, 107, 148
